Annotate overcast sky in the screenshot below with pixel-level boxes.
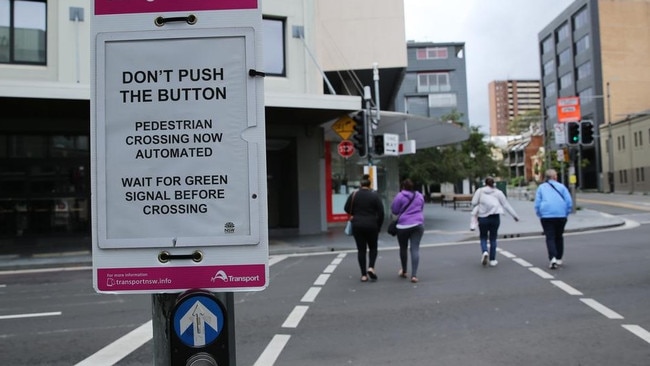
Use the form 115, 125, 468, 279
403, 0, 574, 135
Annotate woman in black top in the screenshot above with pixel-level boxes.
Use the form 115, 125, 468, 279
344, 175, 385, 282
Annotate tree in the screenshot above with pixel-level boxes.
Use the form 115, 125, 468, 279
508, 110, 542, 135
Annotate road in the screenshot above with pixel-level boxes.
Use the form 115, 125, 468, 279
0, 200, 649, 365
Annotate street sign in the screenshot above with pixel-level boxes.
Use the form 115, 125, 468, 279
91, 0, 268, 293
337, 140, 355, 158
557, 96, 581, 123
332, 115, 355, 140
173, 294, 224, 347
399, 140, 416, 155
382, 133, 399, 156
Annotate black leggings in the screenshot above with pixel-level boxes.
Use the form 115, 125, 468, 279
352, 227, 379, 276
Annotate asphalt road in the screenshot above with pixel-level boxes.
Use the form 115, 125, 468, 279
1, 200, 649, 365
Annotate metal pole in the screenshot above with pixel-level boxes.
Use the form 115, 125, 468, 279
606, 82, 615, 192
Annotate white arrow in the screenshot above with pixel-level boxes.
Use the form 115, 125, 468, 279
179, 300, 219, 346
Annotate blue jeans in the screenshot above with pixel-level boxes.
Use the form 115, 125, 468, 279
478, 214, 500, 260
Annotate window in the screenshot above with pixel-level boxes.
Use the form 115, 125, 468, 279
573, 6, 589, 29
579, 87, 594, 103
416, 47, 448, 60
545, 82, 556, 97
546, 105, 557, 118
577, 61, 592, 80
543, 59, 554, 76
559, 73, 573, 89
557, 49, 571, 66
556, 22, 569, 43
428, 93, 457, 108
541, 36, 553, 54
575, 34, 590, 54
417, 72, 450, 93
262, 17, 285, 76
0, 0, 47, 64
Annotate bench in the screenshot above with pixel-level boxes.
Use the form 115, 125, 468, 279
441, 194, 454, 207
452, 194, 473, 210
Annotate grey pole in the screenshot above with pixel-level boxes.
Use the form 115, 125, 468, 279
606, 82, 615, 192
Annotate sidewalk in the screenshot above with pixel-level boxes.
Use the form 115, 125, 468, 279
2, 192, 645, 270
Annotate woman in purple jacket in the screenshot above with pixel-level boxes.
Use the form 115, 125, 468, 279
390, 179, 425, 283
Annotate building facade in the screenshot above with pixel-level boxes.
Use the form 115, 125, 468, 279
488, 80, 541, 136
394, 42, 470, 125
538, 0, 650, 191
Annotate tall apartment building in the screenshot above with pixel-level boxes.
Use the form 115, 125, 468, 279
488, 80, 541, 136
394, 42, 470, 126
538, 0, 650, 191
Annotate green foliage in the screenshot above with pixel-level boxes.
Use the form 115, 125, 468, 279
508, 110, 541, 135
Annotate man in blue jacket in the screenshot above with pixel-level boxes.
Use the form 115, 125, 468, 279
535, 169, 573, 269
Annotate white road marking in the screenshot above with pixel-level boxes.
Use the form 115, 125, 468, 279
0, 284, 6, 288
0, 266, 91, 275
513, 258, 533, 267
253, 334, 291, 366
622, 325, 650, 345
323, 264, 337, 273
498, 250, 516, 258
529, 267, 554, 279
282, 305, 309, 328
551, 280, 583, 296
580, 298, 624, 319
301, 287, 321, 303
0, 311, 61, 320
268, 255, 288, 266
314, 273, 330, 286
74, 320, 152, 366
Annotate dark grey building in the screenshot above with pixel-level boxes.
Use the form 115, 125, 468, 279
395, 42, 469, 125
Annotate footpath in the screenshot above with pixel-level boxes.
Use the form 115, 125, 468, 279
2, 192, 649, 270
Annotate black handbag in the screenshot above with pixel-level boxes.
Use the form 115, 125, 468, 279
388, 192, 416, 236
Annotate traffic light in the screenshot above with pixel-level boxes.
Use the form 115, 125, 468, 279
352, 111, 367, 157
566, 121, 580, 146
373, 134, 384, 155
580, 120, 594, 145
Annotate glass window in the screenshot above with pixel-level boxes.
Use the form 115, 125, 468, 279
573, 6, 589, 29
262, 17, 285, 76
544, 82, 556, 97
556, 22, 569, 43
0, 0, 46, 64
559, 73, 573, 89
579, 87, 594, 103
557, 48, 571, 66
577, 61, 592, 80
417, 72, 450, 93
428, 93, 457, 108
541, 37, 553, 54
575, 34, 590, 54
546, 105, 557, 118
416, 47, 448, 60
543, 59, 554, 76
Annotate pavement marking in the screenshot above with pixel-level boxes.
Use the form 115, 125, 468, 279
269, 255, 288, 266
314, 273, 330, 286
253, 334, 291, 366
622, 325, 650, 345
282, 305, 309, 328
0, 266, 91, 276
529, 267, 555, 279
550, 280, 583, 296
580, 298, 624, 319
498, 250, 516, 258
323, 264, 337, 273
0, 311, 62, 320
74, 320, 152, 366
513, 258, 533, 267
301, 287, 321, 303
578, 198, 650, 211
0, 284, 6, 288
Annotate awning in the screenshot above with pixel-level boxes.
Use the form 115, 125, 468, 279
323, 110, 470, 149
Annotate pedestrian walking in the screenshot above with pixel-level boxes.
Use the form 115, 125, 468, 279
390, 178, 425, 283
344, 175, 384, 282
471, 177, 519, 267
534, 169, 573, 269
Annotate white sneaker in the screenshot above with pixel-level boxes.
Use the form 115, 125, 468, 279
556, 259, 563, 266
549, 257, 558, 269
489, 260, 498, 267
481, 252, 489, 266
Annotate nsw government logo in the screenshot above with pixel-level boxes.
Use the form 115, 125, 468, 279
224, 222, 235, 233
211, 270, 228, 283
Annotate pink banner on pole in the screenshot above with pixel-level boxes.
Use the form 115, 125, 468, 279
97, 264, 265, 292
95, 0, 257, 15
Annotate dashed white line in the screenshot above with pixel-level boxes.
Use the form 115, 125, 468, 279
282, 305, 309, 328
74, 320, 152, 366
253, 334, 291, 366
301, 287, 321, 303
580, 298, 624, 319
513, 258, 533, 267
0, 311, 62, 320
323, 264, 337, 273
314, 274, 330, 286
622, 325, 650, 345
498, 250, 516, 258
550, 280, 583, 296
528, 267, 554, 279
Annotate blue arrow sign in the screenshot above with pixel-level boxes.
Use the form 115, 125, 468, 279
173, 294, 225, 347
